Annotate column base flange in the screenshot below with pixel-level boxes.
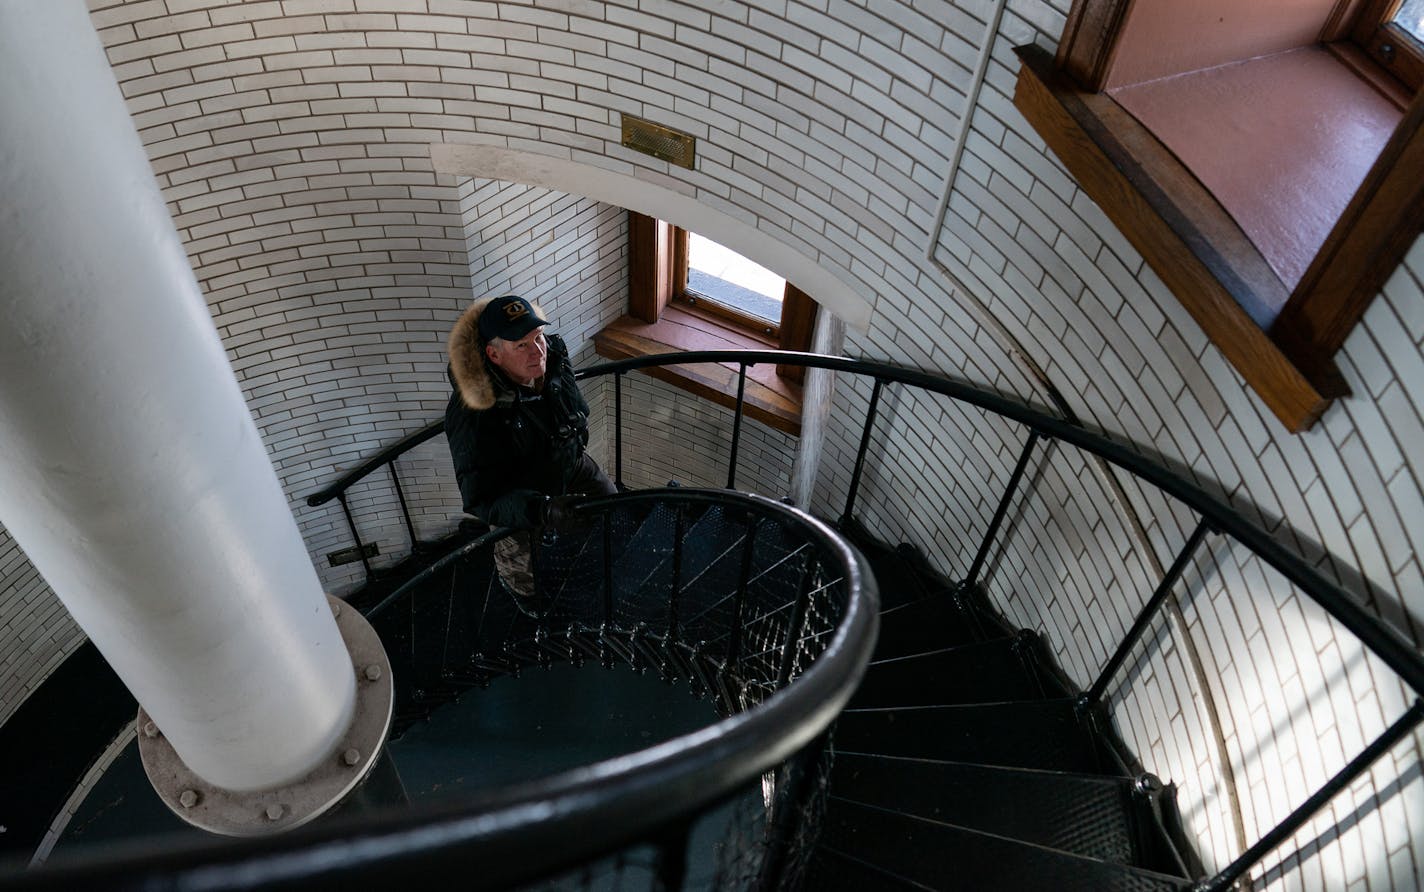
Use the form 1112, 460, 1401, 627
136, 595, 393, 837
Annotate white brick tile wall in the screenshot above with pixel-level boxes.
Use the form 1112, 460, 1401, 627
0, 4, 1416, 885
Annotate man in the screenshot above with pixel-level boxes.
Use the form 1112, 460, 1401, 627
445, 294, 615, 603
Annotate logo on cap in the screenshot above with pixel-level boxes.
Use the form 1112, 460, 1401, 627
478, 294, 548, 343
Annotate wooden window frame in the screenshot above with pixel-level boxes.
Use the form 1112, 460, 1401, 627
631, 214, 817, 364
628, 211, 673, 324
669, 227, 820, 384
1018, 0, 1424, 432
1349, 0, 1424, 90
594, 212, 819, 435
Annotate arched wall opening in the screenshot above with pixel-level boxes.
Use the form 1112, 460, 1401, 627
431, 142, 876, 332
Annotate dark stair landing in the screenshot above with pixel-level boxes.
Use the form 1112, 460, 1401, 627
0, 643, 134, 864
813, 527, 1195, 891
0, 527, 484, 867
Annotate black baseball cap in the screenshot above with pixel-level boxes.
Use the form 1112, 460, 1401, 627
478, 295, 548, 343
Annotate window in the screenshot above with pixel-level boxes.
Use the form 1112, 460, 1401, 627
665, 224, 818, 385
592, 213, 819, 434
1354, 0, 1424, 89
683, 232, 784, 331
1015, 0, 1424, 432
1399, 0, 1424, 38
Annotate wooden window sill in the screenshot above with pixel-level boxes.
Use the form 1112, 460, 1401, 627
1013, 44, 1352, 432
593, 304, 803, 436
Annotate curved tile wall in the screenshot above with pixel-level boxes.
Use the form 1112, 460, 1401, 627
0, 2, 1417, 887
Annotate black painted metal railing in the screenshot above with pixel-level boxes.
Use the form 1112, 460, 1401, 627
306, 424, 448, 579
5, 488, 878, 891
607, 352, 1424, 892
298, 349, 1420, 891
365, 488, 879, 891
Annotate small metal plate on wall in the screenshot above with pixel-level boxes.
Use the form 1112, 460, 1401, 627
328, 542, 378, 567
622, 115, 696, 170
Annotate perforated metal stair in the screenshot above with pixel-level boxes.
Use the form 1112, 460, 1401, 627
806, 529, 1194, 891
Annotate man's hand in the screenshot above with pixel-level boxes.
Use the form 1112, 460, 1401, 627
541, 494, 580, 530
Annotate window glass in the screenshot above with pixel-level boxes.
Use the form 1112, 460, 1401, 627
1395, 0, 1424, 43
686, 233, 785, 323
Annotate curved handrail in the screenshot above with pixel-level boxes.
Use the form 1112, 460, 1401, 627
582, 351, 1424, 697
306, 423, 446, 507
7, 489, 878, 891
307, 349, 1424, 697
294, 348, 1424, 891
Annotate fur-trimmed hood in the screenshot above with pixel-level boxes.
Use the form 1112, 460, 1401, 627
447, 296, 550, 410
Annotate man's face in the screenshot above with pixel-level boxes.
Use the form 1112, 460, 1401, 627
486, 327, 548, 385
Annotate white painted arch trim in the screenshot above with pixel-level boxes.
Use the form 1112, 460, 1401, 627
430, 142, 874, 332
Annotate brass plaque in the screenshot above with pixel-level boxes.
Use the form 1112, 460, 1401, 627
621, 115, 696, 170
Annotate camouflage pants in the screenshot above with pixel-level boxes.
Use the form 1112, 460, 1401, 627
492, 531, 536, 599
491, 453, 615, 601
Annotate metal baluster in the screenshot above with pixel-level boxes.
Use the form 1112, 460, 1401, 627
1081, 517, 1213, 709
653, 818, 692, 892
440, 552, 456, 674
614, 371, 625, 490
336, 492, 374, 583
668, 505, 686, 642
777, 555, 817, 687
840, 377, 885, 526
728, 515, 759, 665
602, 510, 615, 626
726, 361, 748, 489
407, 553, 420, 704
387, 461, 420, 553
961, 431, 1040, 592
1196, 700, 1424, 892
754, 736, 826, 892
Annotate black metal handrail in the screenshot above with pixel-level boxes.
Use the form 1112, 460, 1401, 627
314, 351, 1424, 698
305, 422, 449, 578
581, 351, 1424, 696
302, 348, 1424, 891
307, 424, 447, 508
6, 489, 878, 891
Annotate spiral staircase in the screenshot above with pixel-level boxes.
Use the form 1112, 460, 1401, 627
2, 351, 1421, 892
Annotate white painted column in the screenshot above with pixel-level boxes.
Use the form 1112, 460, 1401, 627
0, 2, 355, 793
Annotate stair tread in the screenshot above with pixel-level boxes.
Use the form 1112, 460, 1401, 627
829, 752, 1144, 865
875, 596, 979, 657
820, 798, 1191, 891
836, 698, 1101, 772
803, 846, 939, 891
615, 504, 793, 599
831, 750, 1125, 784
609, 502, 709, 592
857, 547, 935, 612
851, 636, 1046, 708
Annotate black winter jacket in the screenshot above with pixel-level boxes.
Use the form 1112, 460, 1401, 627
444, 298, 591, 529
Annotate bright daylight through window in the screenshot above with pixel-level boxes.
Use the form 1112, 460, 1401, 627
1397, 0, 1424, 41
685, 233, 785, 325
